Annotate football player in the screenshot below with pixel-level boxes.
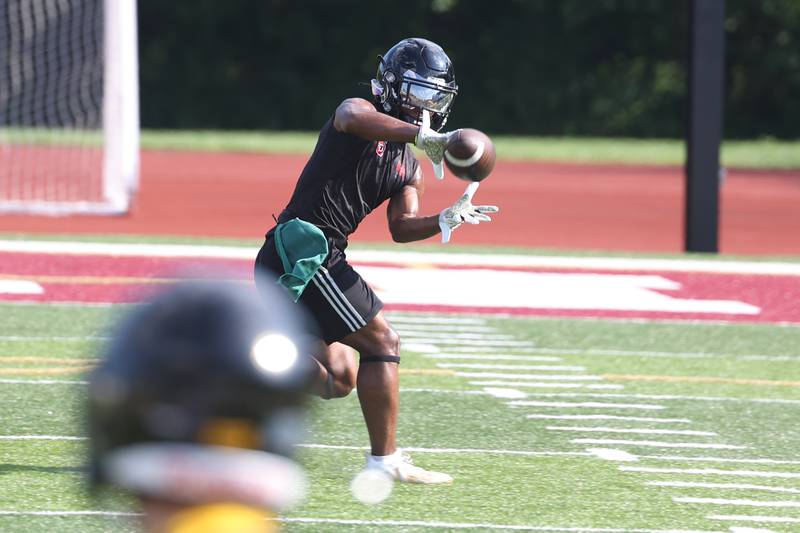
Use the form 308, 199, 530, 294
255, 38, 498, 484
87, 280, 315, 532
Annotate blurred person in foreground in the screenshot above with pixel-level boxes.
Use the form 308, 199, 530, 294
255, 37, 498, 484
87, 279, 315, 532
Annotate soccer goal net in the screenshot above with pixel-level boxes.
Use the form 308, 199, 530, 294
0, 0, 139, 216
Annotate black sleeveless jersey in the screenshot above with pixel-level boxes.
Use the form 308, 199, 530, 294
275, 116, 419, 251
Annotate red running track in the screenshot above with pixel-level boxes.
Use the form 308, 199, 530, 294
0, 150, 798, 256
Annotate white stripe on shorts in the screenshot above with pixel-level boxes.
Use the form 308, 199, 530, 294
311, 275, 359, 332
318, 267, 367, 328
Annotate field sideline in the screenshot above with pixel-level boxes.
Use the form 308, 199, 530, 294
4, 128, 800, 168
138, 130, 800, 169
0, 239, 798, 532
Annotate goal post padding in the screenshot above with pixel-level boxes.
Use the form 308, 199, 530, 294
0, 0, 139, 216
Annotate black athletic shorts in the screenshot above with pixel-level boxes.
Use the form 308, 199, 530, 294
254, 235, 383, 344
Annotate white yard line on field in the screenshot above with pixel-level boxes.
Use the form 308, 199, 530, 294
403, 338, 535, 347
498, 348, 722, 359
649, 481, 800, 494
391, 324, 498, 332
547, 427, 716, 436
347, 249, 800, 276
438, 363, 585, 371
5, 332, 795, 362
0, 381, 491, 397
5, 332, 794, 363
445, 346, 800, 361
639, 455, 800, 466
738, 355, 800, 362
0, 379, 88, 385
4, 238, 800, 276
0, 330, 800, 362
459, 373, 603, 381
397, 331, 515, 340
427, 354, 563, 362
399, 388, 485, 395
0, 511, 139, 517
0, 240, 259, 258
298, 443, 591, 458
574, 439, 746, 450
424, 346, 554, 353
0, 435, 85, 440
587, 448, 640, 462
0, 381, 499, 396
0, 438, 596, 459
529, 415, 691, 423
707, 514, 800, 524
0, 510, 731, 533
404, 342, 442, 353
620, 467, 800, 478
505, 392, 800, 406
386, 315, 488, 325
281, 516, 730, 532
510, 401, 665, 410
0, 335, 109, 342
483, 387, 528, 399
474, 381, 624, 390
674, 497, 800, 508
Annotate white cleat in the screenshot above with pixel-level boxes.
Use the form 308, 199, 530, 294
366, 451, 453, 484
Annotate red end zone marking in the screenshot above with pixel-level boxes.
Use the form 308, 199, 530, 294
1, 251, 798, 324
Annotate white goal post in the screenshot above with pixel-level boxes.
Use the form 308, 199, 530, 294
0, 0, 139, 216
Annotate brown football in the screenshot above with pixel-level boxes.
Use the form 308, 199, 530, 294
444, 128, 496, 182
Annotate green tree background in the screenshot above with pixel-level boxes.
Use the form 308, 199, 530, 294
137, 0, 800, 138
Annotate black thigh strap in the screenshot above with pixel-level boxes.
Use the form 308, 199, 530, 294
360, 355, 401, 364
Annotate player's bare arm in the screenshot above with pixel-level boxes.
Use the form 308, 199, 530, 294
387, 167, 441, 243
333, 98, 418, 142
335, 98, 455, 181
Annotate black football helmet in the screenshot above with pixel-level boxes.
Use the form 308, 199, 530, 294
87, 279, 316, 510
371, 37, 458, 131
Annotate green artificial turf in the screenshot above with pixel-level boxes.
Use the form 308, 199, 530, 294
0, 303, 798, 532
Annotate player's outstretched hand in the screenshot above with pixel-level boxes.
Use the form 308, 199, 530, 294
415, 110, 453, 180
438, 182, 499, 243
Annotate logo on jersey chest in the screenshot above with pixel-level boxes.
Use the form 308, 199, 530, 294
376, 141, 386, 157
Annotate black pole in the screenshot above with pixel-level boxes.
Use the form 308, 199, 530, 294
685, 0, 725, 253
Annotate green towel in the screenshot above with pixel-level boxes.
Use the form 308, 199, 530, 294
273, 218, 329, 301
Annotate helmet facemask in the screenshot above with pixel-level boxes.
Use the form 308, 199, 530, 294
397, 70, 456, 130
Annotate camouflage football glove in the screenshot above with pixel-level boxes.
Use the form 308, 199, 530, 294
438, 182, 499, 243
415, 110, 453, 180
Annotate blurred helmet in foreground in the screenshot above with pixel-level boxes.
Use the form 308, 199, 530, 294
87, 279, 316, 512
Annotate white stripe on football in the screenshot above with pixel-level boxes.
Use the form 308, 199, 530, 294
445, 142, 485, 167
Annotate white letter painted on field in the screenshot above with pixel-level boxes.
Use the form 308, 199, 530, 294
357, 267, 759, 315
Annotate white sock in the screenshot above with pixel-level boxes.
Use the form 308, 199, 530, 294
369, 449, 402, 466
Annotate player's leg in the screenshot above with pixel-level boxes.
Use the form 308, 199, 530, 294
339, 312, 400, 456
309, 339, 357, 399
340, 313, 451, 483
